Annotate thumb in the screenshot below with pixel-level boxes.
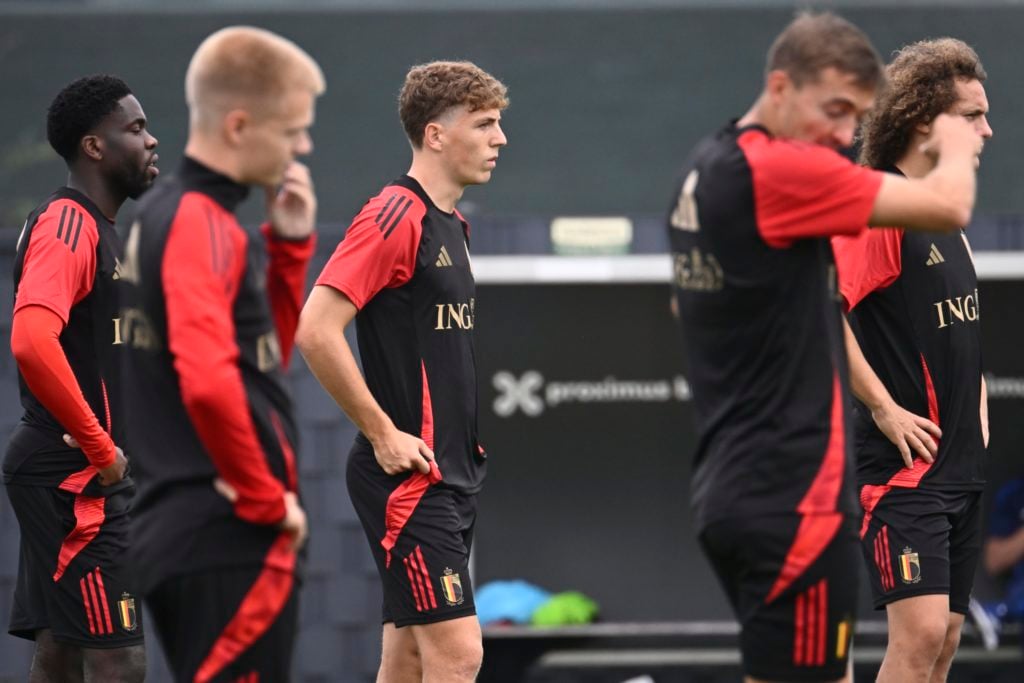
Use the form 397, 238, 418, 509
63, 434, 80, 449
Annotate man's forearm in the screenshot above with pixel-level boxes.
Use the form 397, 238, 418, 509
844, 316, 893, 410
298, 326, 393, 443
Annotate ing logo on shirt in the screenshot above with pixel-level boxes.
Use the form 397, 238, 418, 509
673, 247, 723, 292
112, 308, 161, 350
933, 288, 980, 329
433, 298, 475, 331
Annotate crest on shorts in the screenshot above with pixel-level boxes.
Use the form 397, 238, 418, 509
898, 547, 921, 584
440, 567, 464, 607
117, 592, 138, 632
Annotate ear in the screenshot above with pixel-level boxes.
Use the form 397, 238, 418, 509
80, 134, 103, 162
223, 109, 250, 147
423, 121, 445, 152
915, 118, 932, 136
765, 70, 792, 105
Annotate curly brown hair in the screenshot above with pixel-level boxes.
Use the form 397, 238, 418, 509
860, 38, 986, 170
767, 12, 884, 90
399, 61, 508, 148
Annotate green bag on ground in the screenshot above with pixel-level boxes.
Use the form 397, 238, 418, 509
530, 591, 599, 627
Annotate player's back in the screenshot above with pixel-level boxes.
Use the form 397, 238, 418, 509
118, 159, 298, 592
668, 123, 864, 529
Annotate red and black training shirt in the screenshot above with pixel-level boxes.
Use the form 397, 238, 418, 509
317, 175, 485, 494
4, 188, 123, 494
120, 158, 313, 590
832, 185, 984, 491
667, 122, 884, 530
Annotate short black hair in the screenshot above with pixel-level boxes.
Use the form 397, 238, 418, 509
46, 74, 132, 162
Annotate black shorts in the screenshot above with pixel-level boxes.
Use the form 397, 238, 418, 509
859, 486, 982, 614
347, 445, 477, 628
5, 481, 144, 648
699, 513, 860, 682
145, 533, 298, 683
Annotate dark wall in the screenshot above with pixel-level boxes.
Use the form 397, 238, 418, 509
474, 279, 1024, 621
1, 5, 1023, 230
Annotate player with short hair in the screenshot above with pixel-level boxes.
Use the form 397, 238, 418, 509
4, 74, 157, 683
831, 38, 992, 683
118, 26, 323, 682
666, 12, 983, 683
295, 60, 507, 682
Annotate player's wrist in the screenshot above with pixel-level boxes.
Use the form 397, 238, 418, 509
363, 414, 397, 447
262, 222, 315, 244
86, 438, 118, 470
234, 490, 288, 526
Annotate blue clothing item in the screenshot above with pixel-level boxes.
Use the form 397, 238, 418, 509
475, 580, 552, 626
989, 478, 1024, 619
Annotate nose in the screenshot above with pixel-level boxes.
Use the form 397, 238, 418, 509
493, 123, 508, 148
295, 130, 313, 156
834, 120, 856, 150
978, 115, 993, 139
146, 130, 158, 149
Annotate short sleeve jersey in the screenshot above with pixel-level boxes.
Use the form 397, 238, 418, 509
317, 175, 485, 493
832, 189, 984, 490
5, 188, 123, 487
667, 122, 883, 529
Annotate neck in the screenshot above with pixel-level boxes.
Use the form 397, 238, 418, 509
737, 94, 776, 135
185, 135, 246, 184
67, 169, 122, 221
894, 143, 934, 179
406, 154, 464, 213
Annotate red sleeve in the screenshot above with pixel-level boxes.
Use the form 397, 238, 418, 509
10, 306, 116, 468
737, 130, 885, 248
831, 228, 904, 312
261, 224, 315, 370
315, 188, 425, 309
163, 194, 286, 526
14, 200, 98, 323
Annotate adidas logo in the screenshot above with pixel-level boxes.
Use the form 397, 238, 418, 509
435, 245, 454, 268
925, 244, 945, 266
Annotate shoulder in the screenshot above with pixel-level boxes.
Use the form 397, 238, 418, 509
355, 184, 428, 238
25, 194, 101, 253
737, 128, 851, 174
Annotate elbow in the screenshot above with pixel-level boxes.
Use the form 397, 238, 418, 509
181, 378, 228, 417
10, 336, 31, 367
951, 205, 973, 231
294, 312, 323, 362
930, 204, 972, 232
10, 325, 39, 371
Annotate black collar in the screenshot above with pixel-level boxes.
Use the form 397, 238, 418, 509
55, 186, 114, 226
392, 174, 459, 218
179, 156, 250, 212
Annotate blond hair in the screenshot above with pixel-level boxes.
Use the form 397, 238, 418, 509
399, 61, 508, 148
186, 26, 325, 128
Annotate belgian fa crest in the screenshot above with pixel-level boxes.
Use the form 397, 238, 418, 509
899, 547, 921, 584
440, 567, 464, 606
117, 592, 138, 632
